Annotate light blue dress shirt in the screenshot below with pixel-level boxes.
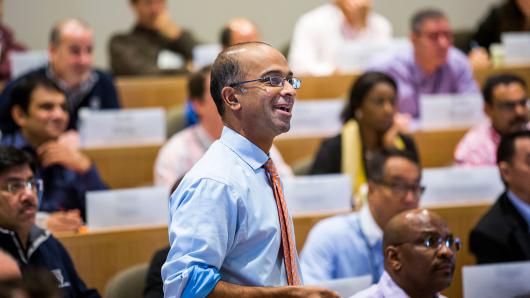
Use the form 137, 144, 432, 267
162, 126, 299, 298
301, 205, 384, 284
507, 191, 530, 233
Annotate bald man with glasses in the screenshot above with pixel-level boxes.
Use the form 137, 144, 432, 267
352, 209, 459, 298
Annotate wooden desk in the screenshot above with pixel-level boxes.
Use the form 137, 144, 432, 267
82, 127, 468, 190
116, 76, 188, 109
274, 127, 469, 169
82, 144, 161, 189
113, 64, 530, 110
58, 203, 489, 297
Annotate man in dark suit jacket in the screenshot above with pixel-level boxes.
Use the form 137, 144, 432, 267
470, 130, 530, 264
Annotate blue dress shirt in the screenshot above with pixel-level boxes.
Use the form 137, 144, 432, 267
0, 131, 107, 218
162, 126, 299, 298
301, 205, 384, 284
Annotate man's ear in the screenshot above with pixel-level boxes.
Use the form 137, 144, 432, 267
221, 86, 241, 111
11, 106, 28, 128
484, 103, 493, 118
385, 246, 402, 272
498, 161, 511, 184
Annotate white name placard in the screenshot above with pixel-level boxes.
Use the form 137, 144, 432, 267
463, 261, 530, 298
193, 43, 221, 71
86, 186, 169, 230
420, 166, 503, 207
315, 275, 372, 297
419, 93, 485, 129
283, 99, 344, 138
502, 32, 530, 64
9, 50, 48, 79
282, 174, 352, 216
79, 107, 166, 147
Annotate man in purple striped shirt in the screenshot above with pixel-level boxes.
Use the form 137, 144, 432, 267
370, 9, 479, 118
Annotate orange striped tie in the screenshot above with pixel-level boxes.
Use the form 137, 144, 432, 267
264, 158, 301, 286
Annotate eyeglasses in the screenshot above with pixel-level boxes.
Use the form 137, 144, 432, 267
0, 178, 43, 195
378, 181, 425, 198
493, 98, 530, 111
419, 30, 454, 42
230, 76, 302, 90
397, 234, 462, 252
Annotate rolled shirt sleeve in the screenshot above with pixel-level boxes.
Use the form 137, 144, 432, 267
162, 178, 241, 298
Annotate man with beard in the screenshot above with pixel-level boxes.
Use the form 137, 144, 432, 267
455, 73, 529, 166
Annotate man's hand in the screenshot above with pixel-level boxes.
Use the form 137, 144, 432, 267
280, 286, 341, 298
209, 281, 340, 298
338, 0, 372, 29
37, 140, 91, 174
46, 210, 83, 233
153, 10, 182, 39
383, 113, 411, 149
468, 47, 491, 69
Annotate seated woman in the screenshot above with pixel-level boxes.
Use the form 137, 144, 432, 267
310, 71, 418, 199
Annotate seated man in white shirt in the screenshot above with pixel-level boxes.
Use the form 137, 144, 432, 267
289, 0, 392, 75
301, 150, 422, 284
154, 66, 292, 190
455, 73, 529, 166
352, 209, 459, 298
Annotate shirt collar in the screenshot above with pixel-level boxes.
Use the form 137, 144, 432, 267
507, 190, 530, 232
219, 126, 269, 171
360, 204, 383, 246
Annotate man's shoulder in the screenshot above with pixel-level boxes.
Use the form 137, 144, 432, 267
473, 193, 512, 234
311, 212, 360, 238
446, 47, 472, 69
298, 3, 339, 24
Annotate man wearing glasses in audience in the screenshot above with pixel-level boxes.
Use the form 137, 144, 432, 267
455, 74, 529, 166
370, 8, 479, 119
352, 209, 459, 297
0, 146, 100, 298
301, 150, 423, 284
162, 42, 339, 298
470, 130, 530, 264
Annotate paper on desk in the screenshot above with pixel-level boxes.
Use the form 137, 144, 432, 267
9, 50, 48, 79
420, 166, 503, 207
282, 174, 352, 216
78, 107, 166, 147
463, 261, 530, 298
314, 275, 372, 297
419, 93, 485, 129
502, 32, 530, 64
86, 186, 168, 230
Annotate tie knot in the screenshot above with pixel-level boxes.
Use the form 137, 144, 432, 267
264, 158, 278, 177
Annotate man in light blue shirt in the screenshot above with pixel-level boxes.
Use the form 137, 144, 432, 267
301, 150, 422, 284
162, 42, 339, 298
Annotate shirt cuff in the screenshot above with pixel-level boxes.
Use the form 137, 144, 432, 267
181, 264, 221, 298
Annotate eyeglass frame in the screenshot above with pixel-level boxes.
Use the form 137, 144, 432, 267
229, 75, 302, 90
0, 178, 44, 196
393, 233, 462, 252
375, 180, 426, 198
492, 97, 530, 111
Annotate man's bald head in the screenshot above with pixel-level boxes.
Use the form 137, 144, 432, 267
210, 41, 271, 116
220, 18, 261, 49
49, 18, 92, 47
